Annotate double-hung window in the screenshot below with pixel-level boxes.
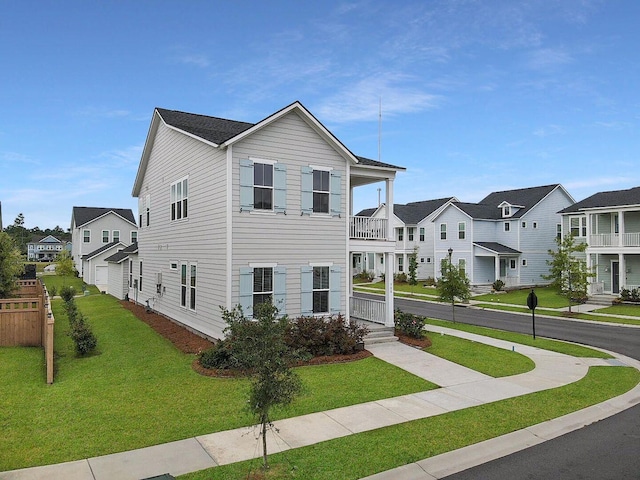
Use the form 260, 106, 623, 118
440, 223, 447, 240
408, 227, 414, 241
419, 227, 425, 242
128, 260, 132, 287
113, 230, 120, 243
504, 222, 511, 232
102, 230, 109, 243
570, 217, 586, 237
254, 163, 273, 210
171, 178, 188, 221
131, 231, 138, 243
253, 267, 273, 308
458, 222, 465, 240
397, 228, 403, 241
83, 230, 90, 243
312, 266, 329, 314
312, 170, 329, 213
181, 263, 197, 310
139, 261, 143, 291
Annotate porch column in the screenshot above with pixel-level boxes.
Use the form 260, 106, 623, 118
619, 252, 626, 290
494, 256, 500, 282
385, 251, 395, 327
385, 177, 395, 327
619, 210, 625, 246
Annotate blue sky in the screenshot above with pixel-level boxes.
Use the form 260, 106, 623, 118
1, 0, 638, 229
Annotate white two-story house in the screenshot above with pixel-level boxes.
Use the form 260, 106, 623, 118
131, 101, 403, 339
70, 207, 138, 286
432, 184, 574, 288
355, 198, 457, 280
27, 235, 70, 262
559, 186, 640, 295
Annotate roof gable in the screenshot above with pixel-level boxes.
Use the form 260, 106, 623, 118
559, 186, 640, 213
81, 241, 126, 260
72, 207, 136, 229
478, 184, 561, 219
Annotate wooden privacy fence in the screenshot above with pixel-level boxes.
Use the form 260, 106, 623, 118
0, 279, 55, 384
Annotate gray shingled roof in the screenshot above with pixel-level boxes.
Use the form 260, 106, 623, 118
474, 242, 521, 254
155, 107, 404, 170
104, 243, 137, 263
72, 207, 136, 227
355, 207, 378, 217
355, 198, 454, 223
455, 185, 560, 220
81, 241, 123, 260
156, 108, 254, 145
559, 186, 640, 213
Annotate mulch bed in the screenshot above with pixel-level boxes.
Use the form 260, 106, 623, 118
395, 330, 432, 349
120, 300, 374, 377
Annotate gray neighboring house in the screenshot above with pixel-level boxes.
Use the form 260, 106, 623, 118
71, 207, 138, 284
559, 186, 640, 295
131, 101, 405, 339
432, 184, 575, 288
354, 197, 457, 279
27, 235, 71, 261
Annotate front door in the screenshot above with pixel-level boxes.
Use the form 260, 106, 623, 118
499, 259, 507, 278
612, 261, 620, 294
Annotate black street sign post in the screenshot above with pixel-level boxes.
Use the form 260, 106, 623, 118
527, 289, 538, 340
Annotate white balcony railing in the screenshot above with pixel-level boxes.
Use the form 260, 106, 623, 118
589, 233, 640, 247
350, 296, 386, 324
350, 216, 388, 240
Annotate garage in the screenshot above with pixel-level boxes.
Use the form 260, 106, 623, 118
95, 265, 108, 285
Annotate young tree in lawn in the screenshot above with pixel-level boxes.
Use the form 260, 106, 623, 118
222, 302, 302, 470
408, 246, 419, 289
55, 250, 75, 284
543, 234, 593, 313
0, 232, 23, 298
438, 258, 471, 323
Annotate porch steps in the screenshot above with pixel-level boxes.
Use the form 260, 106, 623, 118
363, 323, 398, 346
471, 285, 493, 295
588, 295, 617, 306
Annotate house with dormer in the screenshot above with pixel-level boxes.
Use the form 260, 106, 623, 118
27, 235, 70, 262
559, 186, 640, 295
131, 102, 404, 339
432, 184, 574, 288
354, 197, 457, 280
70, 207, 138, 285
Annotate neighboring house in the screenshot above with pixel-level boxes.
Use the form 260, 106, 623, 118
131, 101, 404, 339
27, 235, 70, 261
104, 243, 138, 300
432, 184, 574, 288
70, 207, 138, 282
559, 186, 640, 295
354, 197, 457, 279
81, 241, 126, 288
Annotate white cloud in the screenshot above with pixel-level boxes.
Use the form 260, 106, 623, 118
533, 124, 566, 137
178, 53, 210, 68
0, 151, 39, 165
316, 74, 441, 123
526, 48, 573, 71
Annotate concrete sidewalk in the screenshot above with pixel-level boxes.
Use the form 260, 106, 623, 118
2, 328, 638, 480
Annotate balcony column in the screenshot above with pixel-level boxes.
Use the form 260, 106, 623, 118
619, 210, 625, 246
385, 177, 395, 327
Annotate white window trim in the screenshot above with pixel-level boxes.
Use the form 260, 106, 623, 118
170, 177, 189, 221
510, 259, 517, 269
253, 162, 274, 212
522, 221, 527, 229
440, 223, 447, 240
312, 264, 331, 315
309, 262, 333, 267
250, 156, 278, 165
249, 262, 278, 268
532, 222, 538, 229
458, 222, 465, 240
102, 230, 110, 243
522, 259, 528, 267
504, 222, 510, 232
169, 262, 178, 271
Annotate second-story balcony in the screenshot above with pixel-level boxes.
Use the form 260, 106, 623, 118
590, 233, 640, 248
350, 216, 388, 240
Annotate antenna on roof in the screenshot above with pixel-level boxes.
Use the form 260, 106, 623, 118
378, 97, 382, 162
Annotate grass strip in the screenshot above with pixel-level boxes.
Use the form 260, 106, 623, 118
424, 318, 613, 358
593, 304, 640, 317
473, 286, 569, 308
426, 333, 535, 377
472, 303, 640, 326
0, 295, 433, 472
179, 366, 640, 479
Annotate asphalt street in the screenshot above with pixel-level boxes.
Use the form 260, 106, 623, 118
359, 294, 640, 480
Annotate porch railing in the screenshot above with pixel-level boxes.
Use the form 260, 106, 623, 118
499, 276, 520, 288
350, 216, 388, 240
350, 296, 386, 324
589, 233, 640, 247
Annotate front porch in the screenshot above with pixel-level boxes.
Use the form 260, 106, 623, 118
588, 252, 640, 295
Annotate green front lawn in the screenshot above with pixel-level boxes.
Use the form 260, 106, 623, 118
474, 286, 569, 308
179, 366, 640, 479
426, 333, 535, 377
355, 280, 441, 297
40, 275, 100, 295
0, 294, 433, 472
594, 304, 640, 317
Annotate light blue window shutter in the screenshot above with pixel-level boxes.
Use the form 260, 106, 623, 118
329, 265, 342, 314
274, 163, 287, 214
239, 159, 254, 212
330, 170, 342, 217
273, 266, 286, 315
239, 267, 253, 317
301, 166, 313, 215
300, 266, 313, 316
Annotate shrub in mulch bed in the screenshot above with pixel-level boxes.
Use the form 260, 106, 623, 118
395, 330, 431, 349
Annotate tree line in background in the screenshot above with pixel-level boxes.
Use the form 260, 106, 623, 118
2, 213, 71, 255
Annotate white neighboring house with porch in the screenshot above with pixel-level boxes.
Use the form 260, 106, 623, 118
559, 186, 640, 295
354, 197, 457, 280
27, 235, 70, 262
70, 207, 138, 284
432, 184, 574, 288
131, 101, 404, 339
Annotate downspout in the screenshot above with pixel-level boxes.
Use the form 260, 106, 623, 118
226, 146, 233, 310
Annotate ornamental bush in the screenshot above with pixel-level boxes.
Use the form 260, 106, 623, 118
394, 309, 427, 339
60, 285, 76, 303
68, 313, 97, 356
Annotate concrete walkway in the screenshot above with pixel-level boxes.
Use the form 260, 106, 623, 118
2, 327, 639, 480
